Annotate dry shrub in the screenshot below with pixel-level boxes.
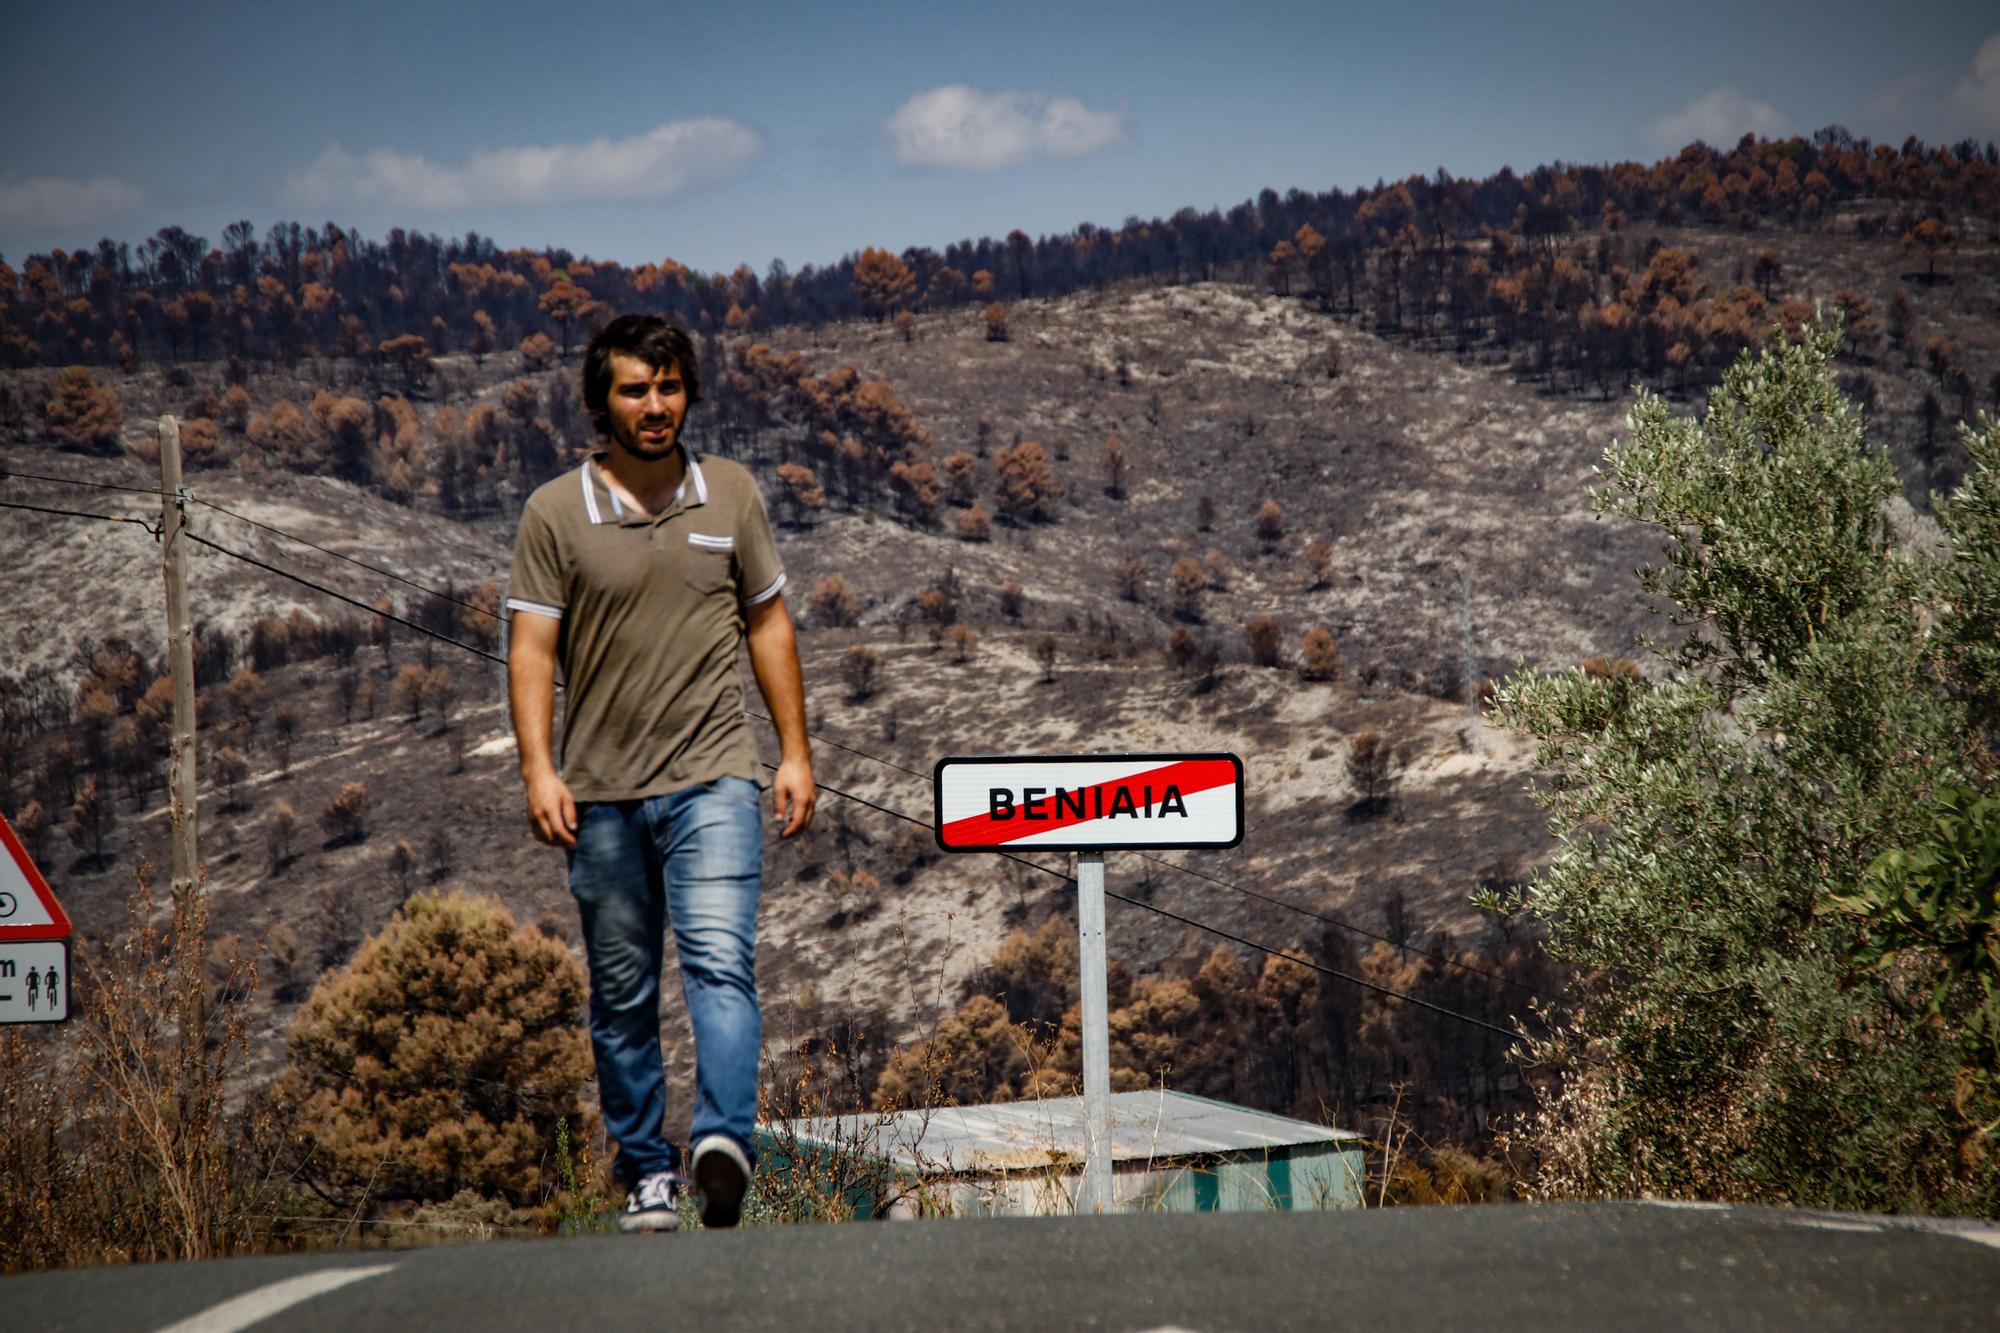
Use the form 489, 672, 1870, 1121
1347, 731, 1398, 808
519, 332, 556, 370
809, 575, 862, 628
755, 998, 911, 1224
271, 890, 593, 1209
1168, 557, 1206, 621
1383, 1145, 1513, 1206
993, 440, 1060, 522
1300, 627, 1342, 681
0, 865, 275, 1273
42, 366, 122, 449
1255, 499, 1285, 545
842, 645, 880, 702
1245, 617, 1284, 668
1579, 654, 1641, 681
178, 417, 230, 469
955, 503, 992, 542
319, 780, 369, 843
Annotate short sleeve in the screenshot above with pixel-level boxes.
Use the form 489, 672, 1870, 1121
735, 475, 786, 606
506, 502, 567, 621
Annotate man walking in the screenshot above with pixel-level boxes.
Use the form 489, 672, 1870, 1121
507, 313, 815, 1232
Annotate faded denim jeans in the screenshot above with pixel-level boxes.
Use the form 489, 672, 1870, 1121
567, 777, 763, 1186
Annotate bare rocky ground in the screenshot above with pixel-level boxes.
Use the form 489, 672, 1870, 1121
2, 215, 1988, 1130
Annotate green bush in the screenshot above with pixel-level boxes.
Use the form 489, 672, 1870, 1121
1488, 313, 2000, 1213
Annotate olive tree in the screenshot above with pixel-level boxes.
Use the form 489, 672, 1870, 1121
1486, 315, 1999, 1213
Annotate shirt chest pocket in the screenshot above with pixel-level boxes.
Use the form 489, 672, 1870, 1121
682, 531, 734, 595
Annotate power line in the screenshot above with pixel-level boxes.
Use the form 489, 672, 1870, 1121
0, 497, 157, 531
186, 531, 505, 665
771, 763, 1528, 1042
10, 469, 502, 622
741, 706, 1558, 1002
190, 507, 1553, 1007
1, 466, 171, 498
1097, 887, 1523, 1040
12, 503, 1542, 1040
175, 500, 939, 778
189, 495, 501, 620
1128, 849, 1561, 1003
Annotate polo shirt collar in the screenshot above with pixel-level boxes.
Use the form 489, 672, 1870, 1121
582, 444, 707, 525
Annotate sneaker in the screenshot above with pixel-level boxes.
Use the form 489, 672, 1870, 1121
691, 1135, 752, 1229
619, 1171, 685, 1233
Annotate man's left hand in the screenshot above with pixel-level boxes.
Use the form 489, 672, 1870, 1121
771, 756, 816, 838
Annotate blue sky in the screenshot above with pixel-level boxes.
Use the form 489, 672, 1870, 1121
2, 1, 1995, 275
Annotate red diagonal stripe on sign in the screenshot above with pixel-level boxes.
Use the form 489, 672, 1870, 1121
940, 758, 1238, 847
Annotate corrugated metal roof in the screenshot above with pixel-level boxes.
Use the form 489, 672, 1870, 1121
766, 1090, 1365, 1174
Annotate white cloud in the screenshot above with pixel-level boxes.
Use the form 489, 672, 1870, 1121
1640, 87, 1793, 155
283, 119, 762, 211
0, 173, 147, 233
887, 85, 1127, 171
1954, 32, 2000, 133
1860, 33, 2000, 145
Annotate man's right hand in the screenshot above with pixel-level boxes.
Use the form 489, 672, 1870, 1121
524, 768, 578, 849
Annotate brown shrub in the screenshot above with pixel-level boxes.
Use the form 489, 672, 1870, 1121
993, 440, 1060, 523
320, 781, 369, 843
1246, 616, 1284, 668
271, 891, 593, 1207
1255, 499, 1285, 545
1347, 731, 1398, 807
1301, 627, 1342, 681
1579, 654, 1641, 682
955, 503, 992, 542
1168, 557, 1206, 620
842, 645, 880, 702
43, 366, 122, 449
1304, 538, 1333, 589
809, 575, 862, 628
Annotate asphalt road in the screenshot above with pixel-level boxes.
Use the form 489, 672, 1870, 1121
6, 1201, 1999, 1332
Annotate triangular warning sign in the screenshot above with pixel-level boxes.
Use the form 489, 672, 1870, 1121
0, 810, 71, 941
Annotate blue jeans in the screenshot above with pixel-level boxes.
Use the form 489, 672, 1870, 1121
567, 777, 763, 1186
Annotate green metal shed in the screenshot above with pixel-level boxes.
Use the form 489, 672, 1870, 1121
758, 1089, 1368, 1218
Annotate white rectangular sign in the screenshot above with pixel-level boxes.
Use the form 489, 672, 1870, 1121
0, 940, 70, 1024
934, 753, 1243, 851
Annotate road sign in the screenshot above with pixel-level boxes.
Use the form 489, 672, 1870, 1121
934, 753, 1243, 852
0, 810, 71, 942
0, 941, 68, 1024
0, 813, 71, 1025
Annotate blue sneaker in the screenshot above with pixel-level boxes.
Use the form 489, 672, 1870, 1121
691, 1136, 752, 1229
619, 1171, 685, 1233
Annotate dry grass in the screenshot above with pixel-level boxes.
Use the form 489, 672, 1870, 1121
0, 861, 286, 1272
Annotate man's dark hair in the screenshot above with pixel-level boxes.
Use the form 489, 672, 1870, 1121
581, 314, 704, 434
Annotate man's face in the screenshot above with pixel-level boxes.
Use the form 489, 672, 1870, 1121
603, 351, 690, 461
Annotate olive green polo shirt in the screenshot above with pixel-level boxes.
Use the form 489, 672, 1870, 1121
506, 448, 787, 801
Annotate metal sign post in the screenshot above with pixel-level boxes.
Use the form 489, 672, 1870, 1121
936, 753, 1243, 1214
1074, 849, 1111, 1213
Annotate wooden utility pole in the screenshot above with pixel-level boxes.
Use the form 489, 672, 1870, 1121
159, 415, 200, 913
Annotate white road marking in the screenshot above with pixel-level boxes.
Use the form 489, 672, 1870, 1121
152, 1264, 396, 1333
1640, 1197, 1730, 1211
1936, 1227, 2000, 1251
1791, 1218, 1882, 1234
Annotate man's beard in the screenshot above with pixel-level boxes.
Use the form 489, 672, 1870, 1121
612, 418, 680, 461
